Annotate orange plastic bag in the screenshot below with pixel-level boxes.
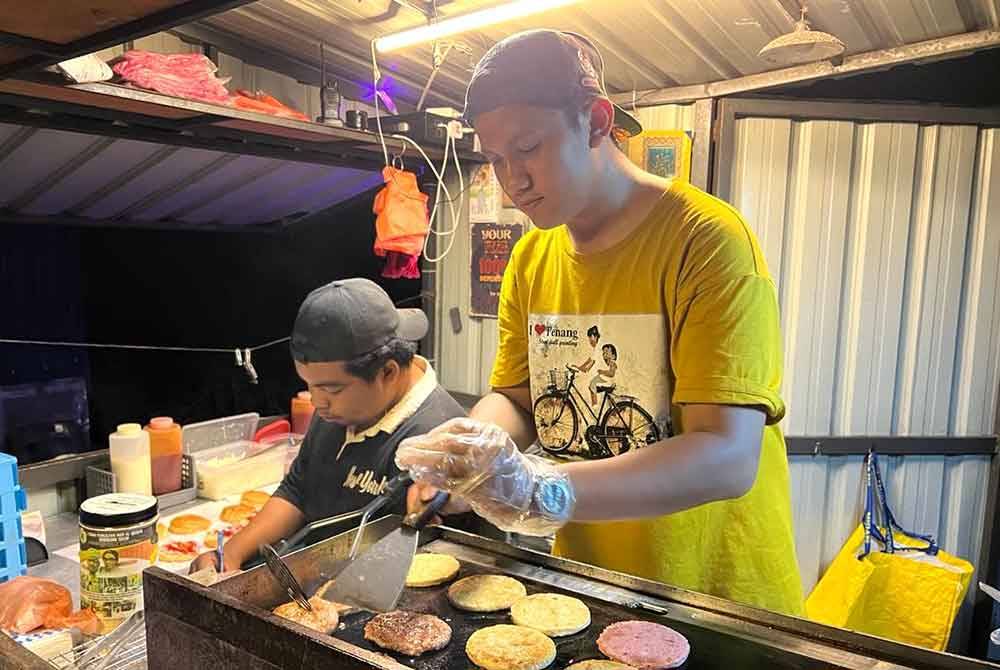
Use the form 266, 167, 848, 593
373, 166, 429, 257
0, 576, 71, 633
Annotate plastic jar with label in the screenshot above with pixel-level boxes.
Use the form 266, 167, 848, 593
79, 493, 158, 633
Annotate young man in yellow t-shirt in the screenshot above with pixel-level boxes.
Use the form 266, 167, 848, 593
397, 29, 803, 616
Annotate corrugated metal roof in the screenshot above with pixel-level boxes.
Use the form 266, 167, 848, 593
195, 0, 1000, 107
0, 122, 384, 229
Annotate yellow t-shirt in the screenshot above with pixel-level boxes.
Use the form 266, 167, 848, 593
490, 180, 804, 616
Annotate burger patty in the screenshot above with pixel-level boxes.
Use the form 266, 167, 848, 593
363, 610, 452, 656
272, 596, 340, 634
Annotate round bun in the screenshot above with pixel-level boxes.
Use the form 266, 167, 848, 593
220, 504, 256, 525
168, 514, 211, 535
447, 575, 526, 612
405, 553, 460, 587
466, 624, 555, 670
510, 593, 591, 636
240, 490, 270, 510
158, 541, 198, 563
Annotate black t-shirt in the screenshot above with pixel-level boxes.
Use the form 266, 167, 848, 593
274, 385, 463, 525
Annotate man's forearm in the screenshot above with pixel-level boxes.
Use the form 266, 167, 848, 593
560, 430, 761, 522
470, 389, 536, 450
220, 497, 305, 569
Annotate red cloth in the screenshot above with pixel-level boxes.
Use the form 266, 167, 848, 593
373, 167, 428, 257
112, 51, 230, 104
381, 251, 420, 279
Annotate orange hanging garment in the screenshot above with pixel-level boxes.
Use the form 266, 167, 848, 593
372, 167, 428, 278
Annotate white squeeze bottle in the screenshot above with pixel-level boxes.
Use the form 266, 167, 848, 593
109, 423, 153, 495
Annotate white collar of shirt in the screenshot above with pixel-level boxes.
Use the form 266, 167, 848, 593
338, 356, 437, 457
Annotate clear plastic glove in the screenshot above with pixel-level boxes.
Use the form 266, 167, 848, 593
395, 418, 576, 536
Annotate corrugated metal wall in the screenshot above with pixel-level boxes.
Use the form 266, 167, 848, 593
431, 188, 526, 396
728, 114, 1000, 652
727, 119, 1000, 438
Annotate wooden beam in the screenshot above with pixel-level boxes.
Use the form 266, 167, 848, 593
611, 30, 1000, 108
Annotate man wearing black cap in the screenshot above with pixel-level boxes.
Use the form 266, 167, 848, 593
190, 278, 466, 573
398, 30, 803, 616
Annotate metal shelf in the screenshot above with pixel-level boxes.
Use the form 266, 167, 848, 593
0, 1, 258, 78
0, 78, 480, 171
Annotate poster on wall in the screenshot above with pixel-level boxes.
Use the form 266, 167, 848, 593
626, 130, 693, 182
471, 221, 524, 318
469, 163, 500, 222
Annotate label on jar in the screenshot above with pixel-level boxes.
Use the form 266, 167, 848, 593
79, 516, 158, 634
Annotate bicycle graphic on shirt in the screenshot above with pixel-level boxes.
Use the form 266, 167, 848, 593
533, 365, 665, 459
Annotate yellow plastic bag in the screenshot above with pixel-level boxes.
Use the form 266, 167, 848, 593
805, 455, 974, 651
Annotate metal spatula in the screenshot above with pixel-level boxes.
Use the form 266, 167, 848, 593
323, 489, 451, 612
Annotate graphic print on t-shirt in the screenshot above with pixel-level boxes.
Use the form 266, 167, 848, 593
528, 313, 673, 459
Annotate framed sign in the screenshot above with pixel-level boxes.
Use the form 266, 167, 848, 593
470, 221, 524, 318
626, 130, 692, 182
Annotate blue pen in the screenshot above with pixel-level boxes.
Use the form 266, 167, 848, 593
216, 529, 225, 572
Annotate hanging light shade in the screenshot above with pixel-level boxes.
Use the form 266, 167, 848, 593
758, 6, 845, 66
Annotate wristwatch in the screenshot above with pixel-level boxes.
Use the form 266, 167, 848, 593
533, 476, 574, 524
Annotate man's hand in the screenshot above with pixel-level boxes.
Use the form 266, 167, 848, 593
406, 481, 472, 523
395, 418, 575, 536
189, 549, 241, 575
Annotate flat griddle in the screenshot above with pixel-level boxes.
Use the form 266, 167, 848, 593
141, 516, 999, 670
332, 556, 836, 670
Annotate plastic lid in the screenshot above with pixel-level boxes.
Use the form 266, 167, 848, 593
80, 493, 158, 527
149, 417, 175, 430
116, 423, 143, 435
297, 391, 312, 401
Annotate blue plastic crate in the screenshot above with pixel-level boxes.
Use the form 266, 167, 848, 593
0, 452, 16, 491
0, 514, 22, 543
0, 538, 27, 581
0, 487, 26, 516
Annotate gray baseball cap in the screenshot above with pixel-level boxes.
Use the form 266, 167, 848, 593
290, 278, 428, 363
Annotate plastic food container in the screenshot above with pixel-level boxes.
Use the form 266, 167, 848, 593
256, 433, 305, 474
191, 441, 285, 500
78, 493, 158, 633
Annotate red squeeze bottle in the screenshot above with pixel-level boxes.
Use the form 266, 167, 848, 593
145, 417, 183, 495
291, 392, 315, 435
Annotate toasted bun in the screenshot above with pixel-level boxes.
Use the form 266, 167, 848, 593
466, 625, 555, 670
405, 553, 461, 587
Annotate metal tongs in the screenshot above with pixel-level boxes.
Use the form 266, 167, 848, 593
75, 610, 146, 670
260, 472, 413, 611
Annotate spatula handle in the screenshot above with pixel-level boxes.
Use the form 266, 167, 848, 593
405, 489, 450, 530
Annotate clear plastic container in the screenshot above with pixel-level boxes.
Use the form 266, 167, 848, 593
257, 433, 305, 475
145, 417, 182, 496
191, 441, 285, 500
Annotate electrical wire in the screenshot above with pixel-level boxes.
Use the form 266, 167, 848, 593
0, 336, 290, 354
370, 37, 464, 264
391, 132, 462, 262
371, 40, 390, 168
